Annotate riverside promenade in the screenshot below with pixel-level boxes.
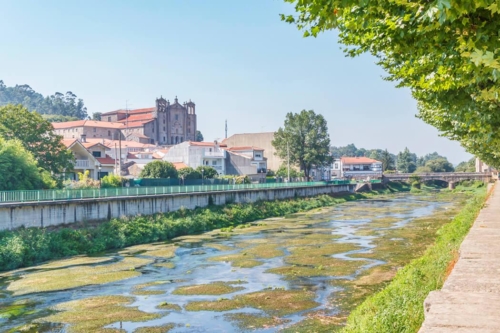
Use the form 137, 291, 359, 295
419, 183, 500, 332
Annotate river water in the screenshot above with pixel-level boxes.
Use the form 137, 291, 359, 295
0, 193, 459, 333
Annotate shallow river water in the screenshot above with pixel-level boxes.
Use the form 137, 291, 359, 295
0, 193, 460, 333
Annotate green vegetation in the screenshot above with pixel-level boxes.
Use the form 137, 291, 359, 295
338, 187, 487, 332
0, 186, 407, 272
0, 80, 88, 119
455, 157, 476, 172
178, 167, 201, 180
0, 104, 74, 176
0, 138, 56, 190
101, 174, 127, 188
272, 110, 332, 179
139, 160, 178, 179
225, 313, 291, 330
172, 282, 245, 295
196, 165, 218, 178
39, 295, 159, 333
282, 1, 500, 167
195, 130, 204, 142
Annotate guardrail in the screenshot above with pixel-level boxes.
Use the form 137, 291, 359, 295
0, 181, 338, 204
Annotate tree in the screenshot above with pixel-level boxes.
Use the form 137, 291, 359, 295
139, 161, 178, 179
380, 149, 394, 171
276, 164, 304, 178
397, 147, 417, 173
0, 104, 74, 176
178, 167, 202, 179
195, 130, 204, 142
425, 158, 455, 173
0, 80, 88, 119
272, 110, 332, 179
196, 166, 218, 179
455, 157, 476, 172
41, 114, 80, 123
282, 1, 500, 168
0, 138, 51, 190
92, 112, 102, 121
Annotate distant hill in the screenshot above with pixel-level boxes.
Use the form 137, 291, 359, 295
0, 80, 88, 119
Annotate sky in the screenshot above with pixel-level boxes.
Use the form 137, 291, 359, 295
0, 0, 472, 165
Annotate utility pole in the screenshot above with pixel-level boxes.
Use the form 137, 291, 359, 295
118, 135, 122, 179
287, 141, 290, 182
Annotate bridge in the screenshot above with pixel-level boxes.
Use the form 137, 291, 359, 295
383, 172, 492, 189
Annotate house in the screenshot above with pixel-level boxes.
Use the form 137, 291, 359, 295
225, 146, 267, 180
222, 132, 282, 171
62, 138, 115, 180
332, 157, 382, 179
475, 157, 499, 179
53, 120, 124, 140
162, 141, 227, 175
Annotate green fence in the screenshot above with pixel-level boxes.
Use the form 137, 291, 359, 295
0, 181, 335, 204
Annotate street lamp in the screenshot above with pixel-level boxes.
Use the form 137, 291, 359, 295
98, 165, 102, 188
201, 168, 204, 185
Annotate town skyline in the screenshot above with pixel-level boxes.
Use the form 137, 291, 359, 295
0, 0, 472, 164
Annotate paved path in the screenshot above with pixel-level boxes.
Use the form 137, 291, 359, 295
419, 183, 500, 333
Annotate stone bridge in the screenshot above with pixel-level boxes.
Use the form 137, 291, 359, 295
383, 172, 493, 189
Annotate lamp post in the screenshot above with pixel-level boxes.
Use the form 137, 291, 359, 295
98, 165, 102, 188
201, 168, 204, 186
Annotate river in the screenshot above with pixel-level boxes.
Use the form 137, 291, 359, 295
0, 193, 462, 333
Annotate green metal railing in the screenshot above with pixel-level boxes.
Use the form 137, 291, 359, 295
0, 181, 338, 204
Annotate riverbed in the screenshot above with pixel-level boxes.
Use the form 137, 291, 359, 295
0, 193, 463, 333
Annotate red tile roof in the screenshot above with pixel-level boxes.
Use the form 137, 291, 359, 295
172, 162, 188, 170
226, 146, 264, 151
97, 155, 116, 165
61, 139, 77, 148
52, 120, 124, 129
117, 113, 155, 123
188, 141, 227, 147
341, 157, 381, 164
101, 107, 156, 116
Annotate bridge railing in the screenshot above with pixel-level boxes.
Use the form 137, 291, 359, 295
0, 181, 339, 204
383, 172, 490, 178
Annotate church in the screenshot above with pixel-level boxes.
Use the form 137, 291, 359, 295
100, 96, 197, 145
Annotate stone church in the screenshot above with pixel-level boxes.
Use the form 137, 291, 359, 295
100, 96, 197, 145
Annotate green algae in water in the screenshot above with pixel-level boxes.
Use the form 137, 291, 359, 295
225, 313, 291, 330
156, 302, 182, 311
172, 282, 245, 295
39, 295, 160, 333
7, 257, 152, 296
133, 323, 177, 333
186, 289, 319, 316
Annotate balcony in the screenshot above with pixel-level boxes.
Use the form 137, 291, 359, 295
212, 165, 224, 172
203, 150, 225, 158
75, 160, 90, 168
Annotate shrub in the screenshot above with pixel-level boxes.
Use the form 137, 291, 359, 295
101, 174, 125, 188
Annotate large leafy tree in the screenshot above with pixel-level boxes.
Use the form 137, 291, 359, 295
0, 104, 74, 176
397, 147, 417, 173
196, 166, 218, 179
455, 157, 476, 172
424, 158, 455, 172
0, 138, 49, 190
272, 110, 332, 179
282, 1, 500, 167
380, 149, 394, 171
178, 167, 202, 179
139, 161, 178, 179
195, 130, 204, 142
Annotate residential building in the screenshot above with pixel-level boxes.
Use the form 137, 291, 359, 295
332, 157, 383, 179
222, 132, 282, 171
225, 146, 267, 180
475, 157, 499, 179
163, 141, 227, 175
62, 138, 115, 180
53, 120, 124, 140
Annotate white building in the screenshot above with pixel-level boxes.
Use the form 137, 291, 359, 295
62, 138, 115, 180
162, 141, 226, 175
332, 157, 383, 179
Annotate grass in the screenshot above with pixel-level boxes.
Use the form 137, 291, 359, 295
38, 295, 160, 333
133, 324, 176, 333
339, 186, 488, 333
225, 313, 291, 330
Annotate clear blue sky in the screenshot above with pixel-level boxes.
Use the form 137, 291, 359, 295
0, 0, 472, 164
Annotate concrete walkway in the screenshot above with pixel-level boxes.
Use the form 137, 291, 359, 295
419, 183, 500, 333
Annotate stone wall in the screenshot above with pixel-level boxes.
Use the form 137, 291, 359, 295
0, 185, 354, 231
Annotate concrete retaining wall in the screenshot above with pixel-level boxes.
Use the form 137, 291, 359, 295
0, 184, 354, 231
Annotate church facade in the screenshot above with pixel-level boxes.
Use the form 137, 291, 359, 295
100, 96, 197, 145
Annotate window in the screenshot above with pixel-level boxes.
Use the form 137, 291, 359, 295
175, 114, 178, 120
108, 130, 111, 136
92, 151, 102, 158
255, 153, 262, 158
163, 127, 165, 131
152, 127, 154, 133
171, 136, 174, 144
163, 136, 165, 142
212, 161, 217, 166
93, 128, 96, 132
108, 117, 111, 121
